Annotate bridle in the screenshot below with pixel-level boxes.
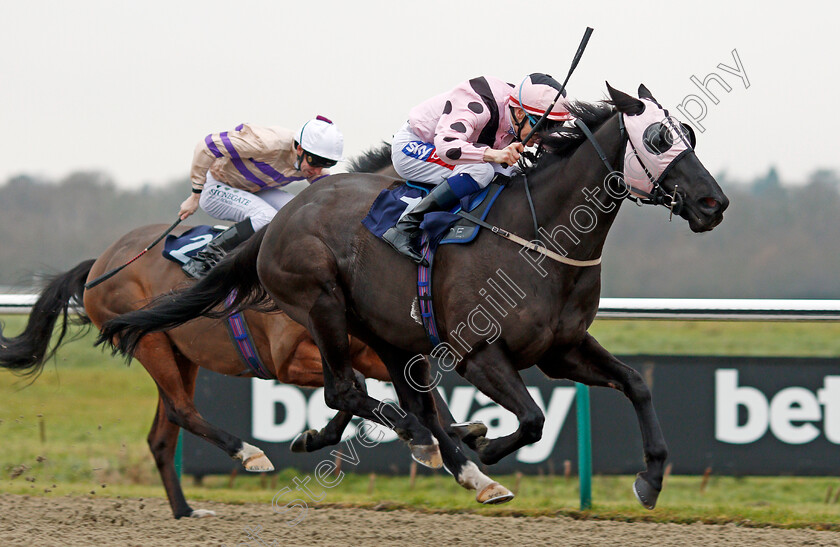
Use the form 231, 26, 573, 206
475, 101, 695, 268
574, 112, 690, 218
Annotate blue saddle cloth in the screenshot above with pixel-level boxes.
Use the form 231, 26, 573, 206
361, 180, 505, 249
162, 225, 225, 265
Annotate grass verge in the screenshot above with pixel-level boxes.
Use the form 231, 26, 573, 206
1, 315, 839, 529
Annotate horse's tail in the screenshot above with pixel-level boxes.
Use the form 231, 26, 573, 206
97, 226, 271, 359
0, 259, 95, 379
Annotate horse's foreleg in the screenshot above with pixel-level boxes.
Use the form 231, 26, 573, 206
291, 371, 366, 453
458, 344, 546, 466
537, 333, 668, 510
429, 389, 489, 453
374, 342, 513, 505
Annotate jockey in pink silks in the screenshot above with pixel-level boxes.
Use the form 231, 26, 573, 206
383, 73, 574, 264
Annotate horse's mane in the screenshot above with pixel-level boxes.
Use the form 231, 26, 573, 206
536, 100, 616, 164
346, 142, 393, 173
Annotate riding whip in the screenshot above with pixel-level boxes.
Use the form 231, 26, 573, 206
520, 26, 594, 145
84, 217, 183, 290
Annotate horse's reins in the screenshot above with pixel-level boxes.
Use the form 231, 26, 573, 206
455, 111, 688, 268
84, 217, 183, 290
455, 26, 600, 268
456, 209, 602, 267
577, 115, 685, 218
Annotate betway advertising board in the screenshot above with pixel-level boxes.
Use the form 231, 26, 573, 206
184, 356, 840, 476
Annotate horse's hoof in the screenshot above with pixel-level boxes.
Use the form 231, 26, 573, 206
451, 421, 488, 441
290, 430, 315, 453
410, 443, 443, 469
633, 474, 660, 510
243, 452, 275, 472
189, 509, 216, 518
476, 482, 514, 505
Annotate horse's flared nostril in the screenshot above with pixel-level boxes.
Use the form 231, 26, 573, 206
697, 196, 721, 215
698, 196, 725, 214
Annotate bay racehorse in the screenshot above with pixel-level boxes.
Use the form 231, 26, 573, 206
100, 84, 729, 509
0, 223, 389, 518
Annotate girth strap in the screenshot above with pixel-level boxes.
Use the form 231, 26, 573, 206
224, 291, 274, 380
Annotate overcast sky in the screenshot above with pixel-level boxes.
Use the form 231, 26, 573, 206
1, 0, 837, 189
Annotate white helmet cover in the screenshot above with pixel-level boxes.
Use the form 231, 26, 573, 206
295, 116, 344, 161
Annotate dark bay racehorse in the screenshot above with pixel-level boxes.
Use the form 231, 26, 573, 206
0, 224, 389, 519
101, 84, 729, 508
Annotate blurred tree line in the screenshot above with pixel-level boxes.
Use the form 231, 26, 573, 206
0, 172, 216, 289
601, 167, 840, 298
0, 167, 838, 298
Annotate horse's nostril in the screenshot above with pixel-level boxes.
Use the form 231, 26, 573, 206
699, 197, 719, 210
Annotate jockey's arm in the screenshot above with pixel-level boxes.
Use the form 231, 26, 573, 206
432, 98, 522, 167
178, 193, 200, 220
432, 98, 488, 166
188, 126, 275, 194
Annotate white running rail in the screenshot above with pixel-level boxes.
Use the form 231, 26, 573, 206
3, 295, 840, 320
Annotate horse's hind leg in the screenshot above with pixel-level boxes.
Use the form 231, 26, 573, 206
538, 333, 668, 510
305, 286, 440, 466
147, 394, 216, 519
145, 353, 217, 518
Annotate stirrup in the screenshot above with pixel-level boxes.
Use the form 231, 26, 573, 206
382, 227, 427, 266
182, 246, 224, 279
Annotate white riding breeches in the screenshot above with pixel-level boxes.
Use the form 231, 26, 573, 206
198, 172, 296, 231
391, 122, 514, 188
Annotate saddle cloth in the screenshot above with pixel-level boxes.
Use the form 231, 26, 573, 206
162, 225, 226, 265
362, 180, 506, 347
361, 180, 505, 248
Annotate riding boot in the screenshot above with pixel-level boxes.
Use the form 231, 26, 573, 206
182, 219, 256, 278
382, 178, 463, 266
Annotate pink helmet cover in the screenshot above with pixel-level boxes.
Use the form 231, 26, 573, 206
509, 73, 573, 121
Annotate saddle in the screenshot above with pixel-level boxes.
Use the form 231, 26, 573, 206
362, 178, 506, 247
362, 178, 507, 347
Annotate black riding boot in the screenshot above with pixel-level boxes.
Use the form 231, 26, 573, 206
182, 219, 256, 278
382, 180, 459, 265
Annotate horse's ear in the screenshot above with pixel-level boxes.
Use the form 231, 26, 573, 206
606, 81, 644, 115
638, 84, 658, 103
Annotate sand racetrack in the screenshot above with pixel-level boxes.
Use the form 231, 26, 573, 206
1, 494, 838, 546
0, 495, 840, 547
